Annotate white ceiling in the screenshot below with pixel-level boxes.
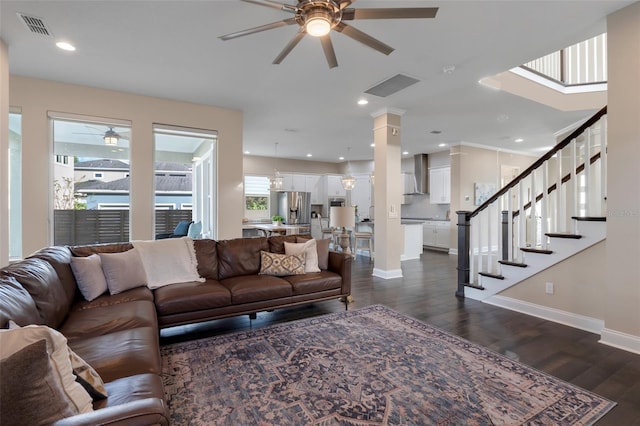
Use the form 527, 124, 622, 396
1, 0, 632, 163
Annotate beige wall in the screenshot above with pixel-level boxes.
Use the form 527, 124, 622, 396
9, 76, 243, 256
605, 2, 640, 337
243, 155, 340, 176
500, 242, 606, 320
0, 40, 9, 265
450, 144, 537, 250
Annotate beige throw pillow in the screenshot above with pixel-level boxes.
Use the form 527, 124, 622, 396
99, 248, 148, 295
70, 254, 108, 301
259, 251, 306, 276
297, 237, 330, 270
285, 239, 321, 273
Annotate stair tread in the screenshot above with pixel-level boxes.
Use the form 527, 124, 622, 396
498, 260, 528, 268
572, 216, 606, 222
463, 282, 485, 290
478, 272, 505, 280
545, 233, 583, 239
520, 247, 554, 254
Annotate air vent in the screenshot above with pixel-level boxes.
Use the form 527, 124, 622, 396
364, 73, 420, 98
17, 13, 53, 37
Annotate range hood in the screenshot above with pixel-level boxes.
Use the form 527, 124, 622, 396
403, 154, 429, 194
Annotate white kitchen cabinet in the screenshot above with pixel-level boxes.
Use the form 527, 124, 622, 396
326, 175, 346, 197
429, 167, 451, 204
305, 175, 323, 204
422, 220, 451, 249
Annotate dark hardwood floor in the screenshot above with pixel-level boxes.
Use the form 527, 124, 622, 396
160, 250, 640, 425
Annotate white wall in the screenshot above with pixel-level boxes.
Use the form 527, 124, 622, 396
0, 39, 9, 265
8, 76, 243, 257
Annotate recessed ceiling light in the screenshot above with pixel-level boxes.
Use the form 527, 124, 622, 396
244, 150, 250, 154
339, 156, 345, 160
402, 151, 409, 155
438, 143, 447, 148
306, 153, 312, 157
357, 98, 368, 106
56, 41, 76, 51
370, 143, 375, 147
514, 138, 524, 143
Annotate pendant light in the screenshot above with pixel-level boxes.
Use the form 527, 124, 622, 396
269, 142, 283, 191
341, 147, 356, 191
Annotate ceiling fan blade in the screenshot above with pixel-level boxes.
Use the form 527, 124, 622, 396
219, 17, 297, 41
334, 22, 394, 56
273, 30, 306, 64
337, 0, 355, 10
342, 7, 438, 20
320, 35, 338, 69
240, 0, 297, 13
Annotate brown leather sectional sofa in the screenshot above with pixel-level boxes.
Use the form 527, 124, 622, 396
0, 235, 352, 425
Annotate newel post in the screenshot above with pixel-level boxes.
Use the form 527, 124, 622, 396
501, 210, 509, 261
456, 211, 472, 298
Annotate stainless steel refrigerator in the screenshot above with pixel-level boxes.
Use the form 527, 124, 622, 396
271, 191, 311, 225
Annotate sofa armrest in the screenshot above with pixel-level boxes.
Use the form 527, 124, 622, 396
53, 399, 168, 426
327, 250, 352, 296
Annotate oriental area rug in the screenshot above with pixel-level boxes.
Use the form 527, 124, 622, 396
160, 305, 615, 425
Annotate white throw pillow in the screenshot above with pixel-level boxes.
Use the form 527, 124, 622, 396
70, 254, 108, 301
0, 323, 94, 414
99, 248, 149, 295
133, 237, 204, 289
285, 239, 321, 273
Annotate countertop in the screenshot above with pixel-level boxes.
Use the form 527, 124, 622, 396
400, 217, 450, 222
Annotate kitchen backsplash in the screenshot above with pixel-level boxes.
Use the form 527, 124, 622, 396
401, 194, 450, 219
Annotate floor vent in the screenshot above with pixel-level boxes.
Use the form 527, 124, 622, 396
17, 13, 53, 37
364, 73, 420, 98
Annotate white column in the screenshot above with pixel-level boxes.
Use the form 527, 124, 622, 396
371, 109, 404, 279
603, 2, 640, 349
0, 39, 9, 266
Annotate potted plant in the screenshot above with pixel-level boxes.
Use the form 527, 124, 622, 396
271, 215, 285, 226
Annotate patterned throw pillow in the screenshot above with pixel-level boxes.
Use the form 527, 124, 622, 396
259, 251, 306, 276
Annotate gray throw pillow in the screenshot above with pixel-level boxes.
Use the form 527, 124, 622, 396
70, 254, 108, 301
0, 339, 76, 425
98, 248, 148, 294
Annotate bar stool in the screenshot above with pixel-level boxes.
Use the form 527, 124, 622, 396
353, 232, 374, 260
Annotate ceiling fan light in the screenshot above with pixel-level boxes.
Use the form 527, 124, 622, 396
305, 14, 331, 37
104, 135, 118, 145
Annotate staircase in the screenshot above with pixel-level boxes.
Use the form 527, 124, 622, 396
456, 107, 607, 300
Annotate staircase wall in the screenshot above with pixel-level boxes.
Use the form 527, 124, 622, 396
496, 241, 606, 323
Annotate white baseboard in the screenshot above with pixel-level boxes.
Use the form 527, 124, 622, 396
372, 268, 403, 279
448, 248, 458, 255
600, 328, 640, 355
485, 295, 605, 334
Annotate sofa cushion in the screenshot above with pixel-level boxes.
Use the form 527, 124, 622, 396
133, 238, 203, 289
70, 254, 108, 301
220, 275, 292, 305
70, 242, 134, 257
60, 300, 157, 341
99, 249, 148, 295
193, 239, 218, 280
68, 327, 160, 383
281, 271, 343, 295
0, 276, 41, 327
0, 339, 77, 426
259, 251, 306, 276
93, 374, 167, 413
70, 286, 154, 313
154, 280, 231, 316
28, 246, 77, 308
1, 258, 70, 328
217, 237, 268, 280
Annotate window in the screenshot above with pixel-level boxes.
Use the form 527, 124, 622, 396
9, 112, 22, 259
153, 124, 217, 239
244, 175, 271, 220
51, 114, 132, 245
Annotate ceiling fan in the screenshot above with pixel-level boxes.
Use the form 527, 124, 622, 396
73, 126, 130, 146
219, 0, 438, 69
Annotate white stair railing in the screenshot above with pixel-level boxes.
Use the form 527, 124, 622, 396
456, 107, 607, 295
